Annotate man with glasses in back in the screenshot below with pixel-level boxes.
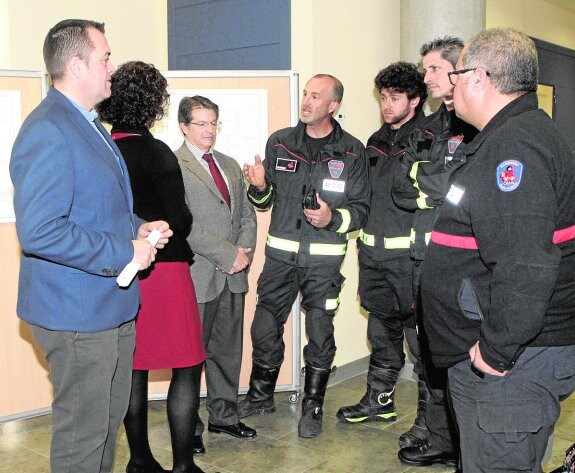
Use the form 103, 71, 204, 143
421, 28, 575, 472
175, 95, 258, 452
393, 37, 476, 470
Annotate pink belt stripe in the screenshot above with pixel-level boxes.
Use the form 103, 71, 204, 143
431, 224, 575, 250
431, 231, 479, 250
553, 224, 575, 244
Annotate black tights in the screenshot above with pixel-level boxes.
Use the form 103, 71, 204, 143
124, 364, 203, 472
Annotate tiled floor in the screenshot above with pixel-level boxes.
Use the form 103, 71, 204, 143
0, 374, 573, 472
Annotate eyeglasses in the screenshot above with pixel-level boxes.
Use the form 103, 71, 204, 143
188, 120, 222, 129
448, 67, 491, 86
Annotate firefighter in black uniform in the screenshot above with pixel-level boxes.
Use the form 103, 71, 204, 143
392, 37, 476, 469
336, 62, 431, 450
422, 28, 575, 473
238, 74, 370, 438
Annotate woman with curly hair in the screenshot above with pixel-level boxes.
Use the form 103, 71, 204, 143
98, 61, 205, 473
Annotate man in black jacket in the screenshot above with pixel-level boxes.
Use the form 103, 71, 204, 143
394, 37, 476, 469
422, 28, 575, 473
239, 74, 370, 438
336, 62, 430, 450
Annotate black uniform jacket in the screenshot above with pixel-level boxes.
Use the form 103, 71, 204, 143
359, 110, 425, 262
112, 128, 194, 266
248, 119, 369, 267
421, 93, 575, 371
392, 103, 477, 261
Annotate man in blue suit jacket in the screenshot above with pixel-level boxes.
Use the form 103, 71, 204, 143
10, 19, 171, 473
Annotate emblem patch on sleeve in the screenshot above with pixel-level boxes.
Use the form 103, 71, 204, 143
496, 159, 523, 192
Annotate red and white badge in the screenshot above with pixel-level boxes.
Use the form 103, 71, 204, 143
497, 159, 523, 192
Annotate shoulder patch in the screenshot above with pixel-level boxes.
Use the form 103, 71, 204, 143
328, 160, 344, 178
496, 160, 523, 192
448, 135, 463, 154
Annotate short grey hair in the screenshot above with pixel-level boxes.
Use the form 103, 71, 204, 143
462, 28, 538, 95
312, 74, 344, 103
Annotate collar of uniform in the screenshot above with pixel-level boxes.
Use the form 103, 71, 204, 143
463, 93, 537, 156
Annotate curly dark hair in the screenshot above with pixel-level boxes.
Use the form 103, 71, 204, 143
374, 61, 427, 112
97, 61, 169, 129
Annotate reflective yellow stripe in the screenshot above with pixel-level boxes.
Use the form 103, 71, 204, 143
266, 234, 299, 252
310, 243, 347, 255
326, 297, 340, 311
249, 184, 273, 205
266, 235, 346, 256
359, 229, 375, 246
410, 161, 432, 209
383, 236, 411, 249
425, 232, 431, 245
410, 228, 416, 243
335, 208, 351, 233
359, 230, 409, 249
416, 195, 431, 209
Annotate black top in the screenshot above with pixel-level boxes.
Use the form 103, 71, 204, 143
392, 103, 478, 261
421, 93, 575, 370
360, 110, 425, 262
112, 128, 194, 266
247, 119, 370, 267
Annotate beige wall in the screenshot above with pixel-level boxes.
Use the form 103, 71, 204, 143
0, 0, 167, 71
487, 0, 575, 50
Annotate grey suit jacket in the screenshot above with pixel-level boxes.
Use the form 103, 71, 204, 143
175, 143, 257, 303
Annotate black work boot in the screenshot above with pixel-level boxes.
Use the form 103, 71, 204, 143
398, 376, 430, 449
237, 363, 280, 418
336, 363, 399, 423
298, 365, 331, 438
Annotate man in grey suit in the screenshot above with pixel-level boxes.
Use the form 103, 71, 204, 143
175, 96, 258, 452
10, 19, 170, 473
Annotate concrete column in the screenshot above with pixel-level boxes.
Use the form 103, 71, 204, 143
400, 0, 486, 63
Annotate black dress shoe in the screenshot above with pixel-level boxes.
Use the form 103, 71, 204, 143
126, 458, 169, 473
192, 435, 205, 455
208, 421, 257, 438
398, 440, 457, 467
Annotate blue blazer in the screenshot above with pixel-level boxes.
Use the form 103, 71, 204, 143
10, 88, 141, 332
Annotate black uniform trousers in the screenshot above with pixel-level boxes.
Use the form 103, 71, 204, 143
414, 261, 459, 452
449, 345, 575, 473
358, 250, 421, 374
251, 256, 345, 370
196, 282, 245, 433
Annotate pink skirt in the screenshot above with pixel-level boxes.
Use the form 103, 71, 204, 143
133, 262, 205, 370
